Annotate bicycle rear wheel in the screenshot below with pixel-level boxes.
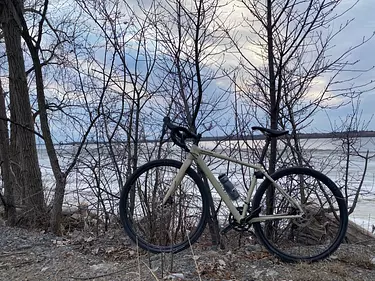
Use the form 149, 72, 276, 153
119, 159, 209, 253
252, 167, 348, 262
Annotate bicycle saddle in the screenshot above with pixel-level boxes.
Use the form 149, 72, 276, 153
252, 126, 289, 138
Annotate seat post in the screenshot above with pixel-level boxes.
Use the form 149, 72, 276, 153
258, 136, 271, 165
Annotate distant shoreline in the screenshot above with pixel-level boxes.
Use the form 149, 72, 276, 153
201, 130, 375, 141
40, 131, 375, 146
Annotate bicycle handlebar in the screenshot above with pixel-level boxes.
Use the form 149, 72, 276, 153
163, 117, 201, 151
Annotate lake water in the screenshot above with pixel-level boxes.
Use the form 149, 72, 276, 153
37, 137, 375, 232
304, 137, 375, 232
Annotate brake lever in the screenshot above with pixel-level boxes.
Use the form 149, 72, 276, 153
163, 116, 171, 125
172, 130, 189, 152
161, 122, 168, 137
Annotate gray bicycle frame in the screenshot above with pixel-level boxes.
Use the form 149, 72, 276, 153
163, 144, 304, 224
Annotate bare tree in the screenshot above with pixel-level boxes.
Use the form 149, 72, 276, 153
0, 0, 45, 225
29, 0, 164, 231
223, 0, 375, 237
152, 0, 234, 247
1, 0, 105, 232
229, 0, 374, 171
330, 98, 375, 214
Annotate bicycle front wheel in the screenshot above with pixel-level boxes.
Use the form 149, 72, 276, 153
119, 159, 209, 253
252, 167, 348, 262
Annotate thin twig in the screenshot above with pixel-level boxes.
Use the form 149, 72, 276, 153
0, 116, 44, 139
142, 261, 160, 281
187, 233, 202, 281
137, 237, 141, 281
0, 251, 28, 257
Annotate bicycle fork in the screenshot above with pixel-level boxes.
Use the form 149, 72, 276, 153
162, 154, 194, 205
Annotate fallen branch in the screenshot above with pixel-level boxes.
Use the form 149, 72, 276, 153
70, 269, 127, 280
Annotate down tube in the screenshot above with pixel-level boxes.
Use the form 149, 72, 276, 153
194, 156, 242, 223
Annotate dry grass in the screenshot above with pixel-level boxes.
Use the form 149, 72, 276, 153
287, 262, 350, 281
337, 253, 375, 270
274, 245, 375, 281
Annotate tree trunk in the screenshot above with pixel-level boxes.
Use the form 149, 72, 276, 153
26, 38, 66, 233
50, 177, 67, 234
266, 0, 277, 173
201, 171, 222, 248
0, 80, 16, 225
266, 0, 277, 191
2, 1, 45, 225
265, 0, 278, 236
12, 0, 67, 233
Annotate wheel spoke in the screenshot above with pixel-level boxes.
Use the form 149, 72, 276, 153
120, 160, 208, 253
252, 167, 348, 262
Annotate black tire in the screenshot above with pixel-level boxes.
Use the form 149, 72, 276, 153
252, 167, 348, 262
119, 159, 209, 253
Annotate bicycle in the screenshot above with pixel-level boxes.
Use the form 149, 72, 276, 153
119, 117, 348, 262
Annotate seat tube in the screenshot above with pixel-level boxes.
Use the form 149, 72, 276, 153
258, 137, 271, 164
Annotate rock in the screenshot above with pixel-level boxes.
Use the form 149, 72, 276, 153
164, 273, 185, 279
90, 263, 111, 271
217, 259, 226, 270
246, 244, 262, 252
192, 255, 200, 261
253, 269, 264, 279
84, 236, 95, 243
266, 269, 279, 277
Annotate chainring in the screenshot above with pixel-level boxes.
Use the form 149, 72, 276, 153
229, 207, 252, 232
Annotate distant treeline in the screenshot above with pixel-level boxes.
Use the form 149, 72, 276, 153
201, 130, 375, 141
49, 131, 375, 146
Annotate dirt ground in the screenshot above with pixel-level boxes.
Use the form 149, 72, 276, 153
0, 224, 374, 281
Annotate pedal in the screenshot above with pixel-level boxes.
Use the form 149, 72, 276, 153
220, 224, 234, 235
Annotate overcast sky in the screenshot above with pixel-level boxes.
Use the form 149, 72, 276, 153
62, 0, 375, 134
25, 0, 375, 140
309, 0, 375, 132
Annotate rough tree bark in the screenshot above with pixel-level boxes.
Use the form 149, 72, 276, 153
12, 0, 104, 233
1, 0, 45, 225
265, 0, 278, 225
0, 80, 16, 225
